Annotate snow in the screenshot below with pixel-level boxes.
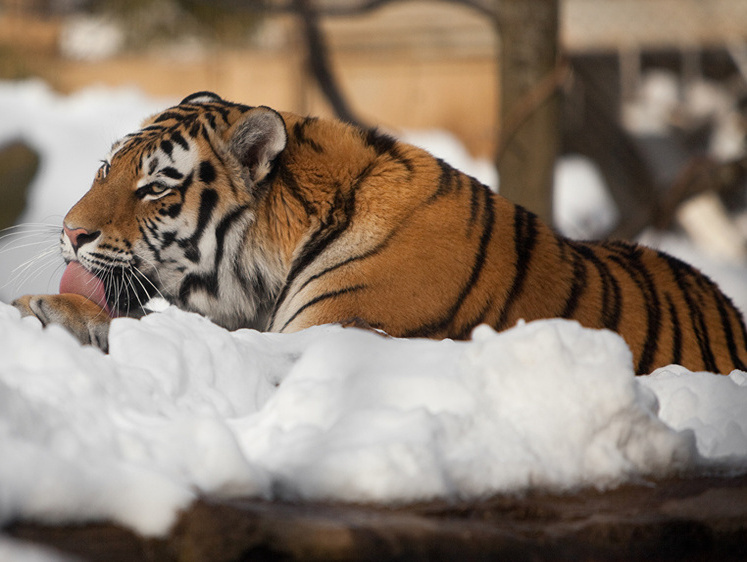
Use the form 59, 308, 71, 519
553, 155, 620, 240
0, 81, 746, 538
59, 15, 125, 62
0, 303, 707, 536
0, 536, 75, 562
642, 367, 747, 460
402, 129, 498, 190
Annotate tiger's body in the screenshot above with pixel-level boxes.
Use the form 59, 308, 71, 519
13, 92, 747, 374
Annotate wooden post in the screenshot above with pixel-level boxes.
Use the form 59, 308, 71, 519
494, 0, 559, 225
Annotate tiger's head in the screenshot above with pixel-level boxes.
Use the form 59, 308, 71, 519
61, 92, 289, 329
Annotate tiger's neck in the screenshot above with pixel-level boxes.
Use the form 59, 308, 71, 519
244, 114, 378, 329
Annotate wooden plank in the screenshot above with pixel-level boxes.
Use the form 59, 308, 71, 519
7, 474, 747, 561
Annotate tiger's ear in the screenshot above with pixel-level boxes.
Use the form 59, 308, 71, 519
227, 107, 287, 189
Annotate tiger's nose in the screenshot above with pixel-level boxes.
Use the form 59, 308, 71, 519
63, 225, 101, 252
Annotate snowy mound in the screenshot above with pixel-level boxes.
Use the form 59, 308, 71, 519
2, 302, 746, 536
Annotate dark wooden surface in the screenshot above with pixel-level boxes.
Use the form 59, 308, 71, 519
7, 473, 747, 561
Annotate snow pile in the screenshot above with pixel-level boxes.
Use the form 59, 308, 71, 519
642, 367, 747, 459
0, 302, 716, 536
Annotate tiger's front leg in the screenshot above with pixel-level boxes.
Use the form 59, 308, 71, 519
13, 294, 111, 352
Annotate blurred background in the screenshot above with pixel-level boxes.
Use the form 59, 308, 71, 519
2, 0, 747, 309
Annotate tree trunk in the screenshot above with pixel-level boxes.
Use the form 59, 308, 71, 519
495, 0, 559, 225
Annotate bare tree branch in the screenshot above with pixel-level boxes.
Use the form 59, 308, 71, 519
307, 0, 396, 16
259, 0, 394, 16
291, 0, 366, 126
260, 0, 493, 18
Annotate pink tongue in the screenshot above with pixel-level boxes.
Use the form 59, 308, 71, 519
60, 262, 113, 316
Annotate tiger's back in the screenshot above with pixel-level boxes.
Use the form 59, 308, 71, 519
268, 111, 747, 375
13, 92, 747, 375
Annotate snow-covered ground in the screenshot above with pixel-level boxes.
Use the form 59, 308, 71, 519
0, 81, 746, 539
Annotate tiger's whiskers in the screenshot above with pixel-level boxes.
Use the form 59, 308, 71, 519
0, 223, 63, 293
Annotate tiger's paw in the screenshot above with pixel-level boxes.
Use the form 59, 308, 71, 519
13, 293, 111, 352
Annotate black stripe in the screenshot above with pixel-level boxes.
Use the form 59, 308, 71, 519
277, 166, 317, 216
363, 128, 414, 173
430, 159, 457, 202
576, 243, 622, 331
560, 245, 587, 319
199, 160, 217, 184
143, 216, 161, 232
179, 188, 218, 263
213, 205, 250, 271
200, 126, 213, 145
179, 271, 218, 302
161, 231, 176, 248
269, 180, 362, 329
365, 128, 397, 156
663, 254, 717, 372
608, 248, 662, 375
194, 188, 219, 238
210, 104, 232, 124
293, 119, 324, 153
177, 172, 194, 196
698, 274, 747, 371
452, 294, 496, 340
403, 185, 495, 337
139, 125, 166, 134
201, 131, 239, 196
138, 223, 162, 262
154, 111, 185, 123
160, 140, 174, 158
665, 294, 683, 366
292, 188, 355, 271
280, 284, 366, 332
161, 166, 183, 180
293, 227, 401, 296
494, 205, 539, 330
171, 131, 189, 151
159, 203, 181, 218
468, 177, 482, 229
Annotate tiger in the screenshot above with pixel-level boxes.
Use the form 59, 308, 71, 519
11, 91, 747, 375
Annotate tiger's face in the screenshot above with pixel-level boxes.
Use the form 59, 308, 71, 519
60, 92, 288, 329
